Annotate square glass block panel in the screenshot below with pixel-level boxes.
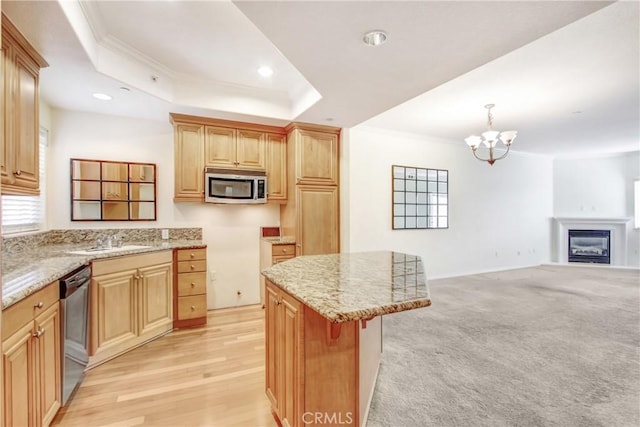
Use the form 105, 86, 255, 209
72, 201, 100, 220
71, 160, 100, 180
129, 183, 155, 201
102, 202, 128, 220
73, 181, 100, 200
392, 165, 448, 230
129, 164, 155, 182
130, 202, 155, 220
102, 182, 128, 201
102, 162, 128, 181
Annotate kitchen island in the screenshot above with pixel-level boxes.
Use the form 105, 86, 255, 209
261, 251, 431, 427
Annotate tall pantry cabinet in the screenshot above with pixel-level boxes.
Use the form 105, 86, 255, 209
280, 123, 340, 256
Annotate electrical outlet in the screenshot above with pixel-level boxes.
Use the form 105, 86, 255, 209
161, 229, 169, 240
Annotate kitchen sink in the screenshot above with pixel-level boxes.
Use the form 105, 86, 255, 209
66, 245, 153, 256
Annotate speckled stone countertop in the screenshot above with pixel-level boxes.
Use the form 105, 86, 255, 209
261, 236, 296, 245
2, 240, 205, 310
262, 251, 431, 323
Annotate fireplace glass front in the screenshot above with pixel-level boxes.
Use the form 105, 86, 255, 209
568, 229, 611, 264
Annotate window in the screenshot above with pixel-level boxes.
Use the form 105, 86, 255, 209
635, 180, 640, 229
1, 128, 48, 234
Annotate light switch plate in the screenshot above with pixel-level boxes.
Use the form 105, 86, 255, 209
161, 229, 169, 240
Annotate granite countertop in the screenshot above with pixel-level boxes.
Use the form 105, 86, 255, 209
2, 240, 205, 310
262, 251, 431, 323
261, 236, 296, 245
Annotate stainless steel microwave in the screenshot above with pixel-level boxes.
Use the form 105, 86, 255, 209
204, 167, 267, 204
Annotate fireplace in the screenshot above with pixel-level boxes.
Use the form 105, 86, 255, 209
568, 229, 611, 264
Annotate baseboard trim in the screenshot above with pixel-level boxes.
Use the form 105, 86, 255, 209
428, 263, 544, 280
543, 262, 640, 271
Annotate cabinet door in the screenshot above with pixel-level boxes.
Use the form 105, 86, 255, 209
296, 129, 338, 186
91, 270, 138, 356
281, 291, 302, 427
2, 322, 34, 427
34, 303, 61, 427
297, 186, 339, 255
0, 42, 13, 187
204, 126, 236, 168
13, 49, 40, 191
138, 262, 173, 336
264, 282, 280, 417
174, 123, 204, 201
236, 129, 266, 170
266, 133, 287, 201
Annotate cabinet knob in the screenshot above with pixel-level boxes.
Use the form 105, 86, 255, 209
13, 170, 21, 176
190, 264, 195, 270
190, 282, 196, 288
282, 248, 288, 253
139, 274, 144, 279
190, 252, 195, 258
190, 305, 196, 311
32, 328, 44, 338
34, 302, 44, 309
274, 299, 281, 306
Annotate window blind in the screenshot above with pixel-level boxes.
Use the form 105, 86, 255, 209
1, 129, 47, 234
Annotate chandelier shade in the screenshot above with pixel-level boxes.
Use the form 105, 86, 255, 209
465, 104, 517, 165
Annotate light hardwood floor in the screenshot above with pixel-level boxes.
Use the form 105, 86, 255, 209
53, 305, 277, 427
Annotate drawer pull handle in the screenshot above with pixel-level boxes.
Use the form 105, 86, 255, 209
190, 305, 196, 311
34, 302, 44, 309
190, 282, 196, 287
32, 328, 44, 338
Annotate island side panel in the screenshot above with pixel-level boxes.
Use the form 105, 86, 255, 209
304, 306, 358, 426
358, 316, 382, 426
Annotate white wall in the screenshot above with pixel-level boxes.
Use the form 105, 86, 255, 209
342, 126, 553, 279
553, 151, 640, 266
48, 109, 279, 308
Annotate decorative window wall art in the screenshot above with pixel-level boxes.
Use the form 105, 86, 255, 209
392, 165, 449, 230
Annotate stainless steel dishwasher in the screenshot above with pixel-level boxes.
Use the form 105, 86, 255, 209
59, 265, 91, 406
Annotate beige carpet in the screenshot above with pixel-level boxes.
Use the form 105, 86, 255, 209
368, 265, 640, 427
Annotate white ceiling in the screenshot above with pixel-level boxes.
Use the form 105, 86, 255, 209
2, 0, 637, 156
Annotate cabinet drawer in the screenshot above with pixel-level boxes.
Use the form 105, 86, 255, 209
178, 295, 207, 320
176, 248, 207, 262
272, 244, 295, 257
272, 255, 294, 265
177, 272, 207, 296
2, 281, 59, 338
177, 260, 207, 273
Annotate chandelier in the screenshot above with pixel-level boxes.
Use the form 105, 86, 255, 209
464, 104, 517, 165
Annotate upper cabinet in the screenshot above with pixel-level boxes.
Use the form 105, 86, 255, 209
170, 113, 286, 203
287, 126, 339, 186
1, 14, 48, 196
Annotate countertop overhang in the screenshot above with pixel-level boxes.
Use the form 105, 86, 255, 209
262, 251, 431, 323
2, 240, 205, 310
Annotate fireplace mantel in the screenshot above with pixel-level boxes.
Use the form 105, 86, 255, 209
553, 217, 633, 266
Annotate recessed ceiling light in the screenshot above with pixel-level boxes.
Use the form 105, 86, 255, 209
363, 30, 388, 47
258, 66, 273, 77
92, 93, 112, 101
119, 86, 131, 92
325, 117, 334, 122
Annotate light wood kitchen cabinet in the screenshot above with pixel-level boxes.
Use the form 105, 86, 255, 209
259, 240, 295, 305
173, 247, 208, 328
265, 280, 303, 427
173, 122, 204, 202
280, 123, 340, 256
1, 14, 48, 195
266, 133, 287, 202
90, 251, 173, 367
170, 113, 288, 203
2, 281, 61, 427
297, 186, 339, 255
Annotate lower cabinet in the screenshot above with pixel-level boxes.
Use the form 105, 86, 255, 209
296, 185, 339, 255
2, 281, 61, 427
89, 251, 173, 367
265, 280, 302, 427
173, 247, 208, 328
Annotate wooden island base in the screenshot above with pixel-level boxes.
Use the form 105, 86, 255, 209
266, 280, 382, 427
